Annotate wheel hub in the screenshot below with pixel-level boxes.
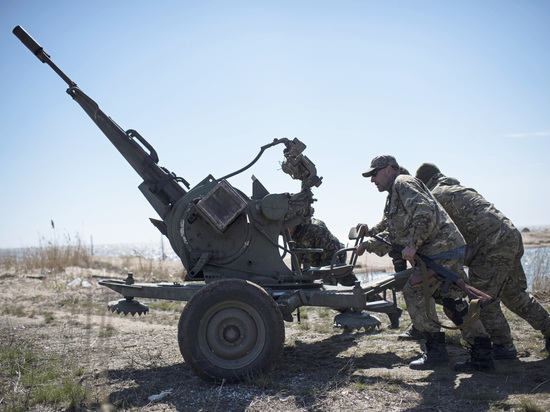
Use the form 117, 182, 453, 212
200, 303, 265, 366
222, 324, 241, 343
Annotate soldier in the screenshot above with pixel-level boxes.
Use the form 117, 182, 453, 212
416, 163, 550, 357
356, 155, 494, 371
292, 218, 403, 327
290, 218, 357, 286
369, 165, 411, 275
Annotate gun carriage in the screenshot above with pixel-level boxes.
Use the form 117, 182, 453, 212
14, 26, 409, 381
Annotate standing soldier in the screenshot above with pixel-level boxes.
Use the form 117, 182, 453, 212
416, 163, 550, 358
368, 166, 411, 275
356, 155, 494, 371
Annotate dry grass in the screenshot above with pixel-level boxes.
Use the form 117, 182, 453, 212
0, 233, 91, 274
531, 248, 550, 292
0, 238, 549, 411
0, 231, 186, 282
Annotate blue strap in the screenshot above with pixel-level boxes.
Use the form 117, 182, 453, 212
428, 245, 466, 260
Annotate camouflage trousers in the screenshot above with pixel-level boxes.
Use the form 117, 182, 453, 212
402, 257, 490, 345
468, 229, 550, 347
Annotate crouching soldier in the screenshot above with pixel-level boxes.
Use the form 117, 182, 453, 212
356, 155, 494, 371
416, 162, 550, 359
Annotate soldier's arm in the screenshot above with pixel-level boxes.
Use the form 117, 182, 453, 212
396, 178, 439, 249
357, 229, 392, 257
369, 216, 388, 236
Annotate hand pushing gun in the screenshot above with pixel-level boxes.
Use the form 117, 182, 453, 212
371, 234, 492, 307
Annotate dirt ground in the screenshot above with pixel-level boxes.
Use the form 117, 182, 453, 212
1, 232, 550, 411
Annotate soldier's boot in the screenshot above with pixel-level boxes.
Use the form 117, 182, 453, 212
409, 332, 449, 370
387, 307, 403, 329
492, 343, 518, 360
398, 325, 425, 341
541, 336, 550, 353
453, 337, 495, 372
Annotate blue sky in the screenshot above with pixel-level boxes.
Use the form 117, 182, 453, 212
1, 0, 549, 249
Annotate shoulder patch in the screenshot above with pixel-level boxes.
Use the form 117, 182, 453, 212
402, 187, 409, 195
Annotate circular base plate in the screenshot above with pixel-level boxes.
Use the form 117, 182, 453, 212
108, 299, 149, 316
334, 312, 381, 333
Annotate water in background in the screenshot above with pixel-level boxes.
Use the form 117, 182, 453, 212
0, 240, 180, 262
90, 243, 550, 290
355, 246, 550, 290
92, 242, 180, 261
2, 241, 548, 290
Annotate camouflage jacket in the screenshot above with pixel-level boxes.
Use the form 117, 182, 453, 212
369, 216, 388, 236
292, 218, 345, 267
365, 174, 465, 258
426, 173, 517, 264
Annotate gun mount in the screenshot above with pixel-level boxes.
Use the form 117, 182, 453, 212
14, 26, 407, 382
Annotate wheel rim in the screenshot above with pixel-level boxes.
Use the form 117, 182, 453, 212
197, 300, 266, 370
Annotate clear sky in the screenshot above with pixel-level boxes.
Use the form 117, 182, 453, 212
1, 0, 549, 249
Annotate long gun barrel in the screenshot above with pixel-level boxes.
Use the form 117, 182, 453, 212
13, 25, 189, 219
371, 234, 492, 306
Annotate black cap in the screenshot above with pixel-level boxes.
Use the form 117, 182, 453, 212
415, 163, 440, 185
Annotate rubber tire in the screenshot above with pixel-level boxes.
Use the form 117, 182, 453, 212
178, 279, 285, 381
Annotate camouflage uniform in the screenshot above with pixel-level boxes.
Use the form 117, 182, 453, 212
292, 218, 356, 286
425, 173, 550, 347
363, 174, 490, 345
369, 217, 407, 272
292, 218, 345, 267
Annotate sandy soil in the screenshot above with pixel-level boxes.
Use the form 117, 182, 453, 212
1, 232, 550, 411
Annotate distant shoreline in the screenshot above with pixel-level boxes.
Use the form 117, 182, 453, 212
521, 229, 550, 248
2, 228, 550, 255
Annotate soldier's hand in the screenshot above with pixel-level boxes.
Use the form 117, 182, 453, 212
355, 223, 370, 237
356, 242, 368, 256
402, 246, 417, 265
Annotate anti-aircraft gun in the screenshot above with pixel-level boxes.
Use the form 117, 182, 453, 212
14, 26, 409, 381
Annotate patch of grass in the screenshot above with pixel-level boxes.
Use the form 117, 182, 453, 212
3, 304, 26, 317
378, 371, 405, 385
375, 380, 402, 393
297, 385, 321, 397
353, 379, 371, 391
246, 372, 277, 390
148, 300, 183, 312
57, 297, 103, 314
298, 318, 311, 330
317, 307, 333, 318
298, 307, 311, 320
1, 231, 92, 274
43, 312, 54, 324
295, 307, 337, 333
26, 233, 91, 273
516, 397, 545, 412
312, 321, 333, 334
0, 250, 18, 270
98, 324, 116, 338
0, 340, 90, 410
